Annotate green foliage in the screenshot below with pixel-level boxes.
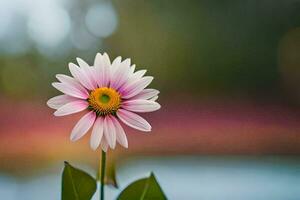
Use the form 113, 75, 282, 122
62, 162, 97, 200
117, 172, 167, 200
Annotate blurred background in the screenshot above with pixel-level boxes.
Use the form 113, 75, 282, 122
1, 0, 300, 199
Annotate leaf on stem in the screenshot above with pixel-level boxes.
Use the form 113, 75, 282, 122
117, 172, 167, 200
62, 161, 97, 200
96, 157, 119, 188
105, 160, 118, 188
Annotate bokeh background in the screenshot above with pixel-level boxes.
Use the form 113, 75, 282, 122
1, 0, 300, 199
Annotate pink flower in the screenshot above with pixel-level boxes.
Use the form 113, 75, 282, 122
47, 53, 160, 151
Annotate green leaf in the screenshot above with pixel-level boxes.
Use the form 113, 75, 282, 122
117, 172, 167, 200
62, 162, 97, 200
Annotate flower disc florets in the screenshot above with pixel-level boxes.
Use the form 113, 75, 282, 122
88, 87, 121, 116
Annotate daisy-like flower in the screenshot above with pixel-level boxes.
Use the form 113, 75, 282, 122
47, 53, 160, 151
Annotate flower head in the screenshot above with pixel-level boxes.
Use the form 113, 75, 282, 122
47, 53, 160, 151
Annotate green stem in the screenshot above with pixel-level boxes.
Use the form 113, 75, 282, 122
100, 150, 106, 200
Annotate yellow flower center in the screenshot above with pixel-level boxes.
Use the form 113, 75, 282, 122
88, 87, 121, 116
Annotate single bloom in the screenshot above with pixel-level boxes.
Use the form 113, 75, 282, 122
47, 53, 160, 151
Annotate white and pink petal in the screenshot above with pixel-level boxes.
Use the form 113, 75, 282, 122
126, 70, 147, 85
129, 64, 136, 75
110, 59, 131, 90
55, 74, 88, 95
94, 53, 110, 87
130, 89, 159, 100
90, 117, 104, 150
47, 95, 79, 109
117, 109, 151, 132
122, 99, 160, 113
103, 116, 117, 149
110, 116, 128, 148
68, 62, 95, 90
149, 95, 159, 101
54, 100, 88, 116
100, 138, 109, 152
110, 56, 122, 74
52, 82, 89, 99
76, 57, 98, 89
70, 111, 96, 141
120, 76, 154, 99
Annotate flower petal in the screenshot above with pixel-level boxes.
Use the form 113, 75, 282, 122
94, 53, 111, 87
69, 62, 95, 90
130, 89, 160, 100
110, 56, 122, 74
129, 64, 136, 75
76, 57, 98, 89
117, 109, 151, 132
47, 95, 78, 109
110, 116, 128, 148
54, 100, 88, 116
70, 111, 96, 141
122, 99, 161, 113
103, 116, 117, 149
100, 138, 109, 152
56, 74, 77, 85
94, 53, 111, 68
90, 117, 104, 150
121, 76, 153, 99
76, 57, 90, 69
127, 70, 147, 84
56, 74, 88, 95
149, 95, 159, 101
102, 53, 111, 65
119, 69, 147, 92
52, 82, 89, 99
110, 59, 131, 90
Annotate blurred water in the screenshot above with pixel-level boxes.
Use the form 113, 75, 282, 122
0, 156, 300, 200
